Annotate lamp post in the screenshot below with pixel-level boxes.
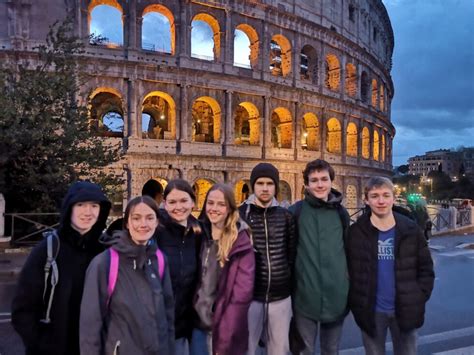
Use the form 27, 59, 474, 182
427, 178, 433, 198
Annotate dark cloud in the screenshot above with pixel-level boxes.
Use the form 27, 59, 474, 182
383, 0, 474, 165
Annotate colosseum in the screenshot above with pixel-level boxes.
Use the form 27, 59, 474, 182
0, 0, 395, 214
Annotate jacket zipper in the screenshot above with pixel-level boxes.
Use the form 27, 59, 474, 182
264, 208, 272, 302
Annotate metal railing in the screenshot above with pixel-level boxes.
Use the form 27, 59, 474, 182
5, 213, 59, 246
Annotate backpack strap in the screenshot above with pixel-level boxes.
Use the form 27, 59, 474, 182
40, 231, 59, 324
107, 248, 119, 307
156, 248, 165, 280
106, 247, 164, 308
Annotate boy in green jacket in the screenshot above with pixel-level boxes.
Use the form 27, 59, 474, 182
290, 159, 350, 355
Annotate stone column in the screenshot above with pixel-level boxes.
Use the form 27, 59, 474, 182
179, 84, 190, 143
224, 90, 233, 145
340, 54, 346, 99
127, 79, 138, 137
368, 123, 374, 163
341, 114, 348, 163
357, 121, 363, 165
262, 96, 271, 158
294, 102, 300, 159
178, 3, 189, 59
126, 1, 137, 50
224, 8, 233, 70
320, 108, 326, 159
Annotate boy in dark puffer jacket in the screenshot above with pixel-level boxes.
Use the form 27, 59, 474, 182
347, 176, 434, 355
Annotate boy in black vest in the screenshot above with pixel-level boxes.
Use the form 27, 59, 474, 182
239, 163, 296, 355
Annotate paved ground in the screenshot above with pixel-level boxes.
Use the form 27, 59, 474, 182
0, 234, 473, 354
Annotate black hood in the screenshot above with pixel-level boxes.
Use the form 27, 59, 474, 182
58, 181, 111, 242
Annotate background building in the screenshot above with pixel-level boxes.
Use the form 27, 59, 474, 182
0, 0, 395, 214
408, 148, 473, 180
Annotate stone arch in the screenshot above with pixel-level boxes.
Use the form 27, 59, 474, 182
362, 126, 370, 159
345, 63, 357, 97
301, 113, 320, 151
193, 178, 214, 211
326, 117, 342, 154
373, 129, 380, 161
346, 122, 358, 157
234, 102, 260, 145
371, 78, 378, 108
88, 0, 123, 47
191, 13, 221, 60
89, 87, 124, 137
300, 44, 318, 83
379, 84, 385, 111
192, 96, 221, 143
270, 34, 292, 77
271, 107, 293, 148
278, 180, 292, 203
142, 91, 176, 140
381, 133, 386, 162
345, 184, 358, 214
360, 71, 369, 103
234, 180, 250, 205
142, 4, 175, 54
325, 54, 341, 91
234, 24, 259, 69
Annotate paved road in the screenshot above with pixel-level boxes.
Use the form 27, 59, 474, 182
0, 234, 473, 354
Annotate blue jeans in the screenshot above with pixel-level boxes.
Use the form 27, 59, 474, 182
294, 313, 344, 355
361, 312, 417, 355
190, 328, 212, 355
175, 337, 190, 355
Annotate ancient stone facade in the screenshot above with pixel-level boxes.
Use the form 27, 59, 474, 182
0, 0, 395, 215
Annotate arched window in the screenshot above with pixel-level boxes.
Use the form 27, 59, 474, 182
300, 45, 318, 84
191, 14, 220, 61
373, 130, 380, 161
234, 25, 259, 69
371, 79, 378, 108
270, 35, 292, 77
234, 102, 260, 145
89, 88, 124, 137
142, 5, 175, 54
362, 126, 370, 159
301, 113, 320, 151
325, 54, 341, 91
234, 180, 250, 204
346, 122, 358, 157
360, 71, 369, 103
278, 181, 292, 203
193, 178, 214, 211
142, 91, 176, 140
271, 108, 292, 148
192, 97, 221, 143
326, 118, 342, 153
89, 1, 123, 47
345, 63, 357, 97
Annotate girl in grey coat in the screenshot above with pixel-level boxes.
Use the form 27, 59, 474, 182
80, 196, 175, 355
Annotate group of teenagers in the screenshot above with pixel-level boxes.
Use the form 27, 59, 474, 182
11, 158, 435, 355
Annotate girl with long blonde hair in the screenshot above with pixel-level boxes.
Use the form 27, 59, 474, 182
191, 183, 255, 355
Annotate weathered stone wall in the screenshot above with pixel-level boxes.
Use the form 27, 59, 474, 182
0, 0, 396, 212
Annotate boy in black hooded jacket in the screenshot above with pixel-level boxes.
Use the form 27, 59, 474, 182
12, 181, 111, 355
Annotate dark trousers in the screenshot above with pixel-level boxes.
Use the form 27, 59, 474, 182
361, 312, 416, 355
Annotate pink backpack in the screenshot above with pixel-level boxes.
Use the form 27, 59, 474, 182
106, 248, 165, 307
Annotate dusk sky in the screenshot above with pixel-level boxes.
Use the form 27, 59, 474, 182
382, 0, 474, 166
91, 1, 474, 167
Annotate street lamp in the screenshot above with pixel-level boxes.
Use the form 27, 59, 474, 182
427, 178, 433, 197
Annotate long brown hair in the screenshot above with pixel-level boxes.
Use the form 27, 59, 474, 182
201, 183, 240, 267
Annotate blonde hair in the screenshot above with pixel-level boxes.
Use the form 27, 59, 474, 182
203, 183, 240, 267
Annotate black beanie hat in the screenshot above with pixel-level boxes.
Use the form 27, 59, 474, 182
250, 163, 279, 192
